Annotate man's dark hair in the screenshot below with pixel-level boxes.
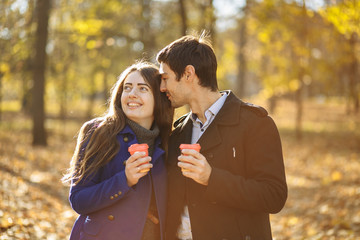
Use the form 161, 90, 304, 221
156, 32, 218, 91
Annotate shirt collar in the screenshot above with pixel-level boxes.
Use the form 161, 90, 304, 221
190, 92, 228, 125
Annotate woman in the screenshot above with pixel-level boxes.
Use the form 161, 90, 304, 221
62, 61, 174, 240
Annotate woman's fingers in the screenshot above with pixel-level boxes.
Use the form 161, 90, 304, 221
125, 155, 152, 187
126, 151, 147, 164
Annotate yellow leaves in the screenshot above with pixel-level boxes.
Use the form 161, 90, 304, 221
86, 40, 97, 49
102, 58, 111, 68
73, 19, 103, 36
306, 225, 317, 236
321, 170, 342, 185
0, 121, 76, 239
289, 78, 300, 91
217, 39, 237, 89
258, 31, 270, 44
287, 216, 299, 226
29, 171, 53, 183
0, 62, 10, 73
322, 0, 360, 38
0, 62, 11, 81
0, 215, 14, 229
331, 171, 343, 182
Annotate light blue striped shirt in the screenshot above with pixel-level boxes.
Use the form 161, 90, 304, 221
190, 92, 228, 143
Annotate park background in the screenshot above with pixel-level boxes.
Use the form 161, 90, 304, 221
1, 0, 359, 239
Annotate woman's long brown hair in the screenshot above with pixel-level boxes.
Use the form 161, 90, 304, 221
62, 61, 174, 185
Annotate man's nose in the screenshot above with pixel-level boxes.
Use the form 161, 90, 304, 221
160, 80, 166, 92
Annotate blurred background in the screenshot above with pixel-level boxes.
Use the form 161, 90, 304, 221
0, 0, 359, 239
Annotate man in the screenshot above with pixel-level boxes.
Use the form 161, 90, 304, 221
157, 33, 287, 240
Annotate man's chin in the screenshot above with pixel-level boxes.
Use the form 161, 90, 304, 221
171, 102, 186, 109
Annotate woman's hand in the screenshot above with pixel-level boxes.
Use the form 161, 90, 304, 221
125, 152, 152, 187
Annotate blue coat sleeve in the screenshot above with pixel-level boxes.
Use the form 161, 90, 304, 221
68, 127, 133, 215
69, 170, 132, 215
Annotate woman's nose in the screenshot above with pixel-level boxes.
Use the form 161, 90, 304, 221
129, 88, 138, 97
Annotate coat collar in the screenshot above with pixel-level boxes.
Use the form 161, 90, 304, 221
174, 90, 241, 153
120, 125, 164, 163
176, 91, 241, 129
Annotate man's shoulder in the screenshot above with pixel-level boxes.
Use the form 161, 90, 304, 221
240, 101, 268, 117
224, 91, 268, 118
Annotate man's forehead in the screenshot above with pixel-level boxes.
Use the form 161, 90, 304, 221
159, 63, 169, 74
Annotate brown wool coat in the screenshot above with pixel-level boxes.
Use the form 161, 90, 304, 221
165, 91, 287, 240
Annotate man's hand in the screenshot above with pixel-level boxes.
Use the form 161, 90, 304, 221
178, 149, 212, 186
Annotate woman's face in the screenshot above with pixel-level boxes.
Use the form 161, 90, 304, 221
121, 71, 155, 129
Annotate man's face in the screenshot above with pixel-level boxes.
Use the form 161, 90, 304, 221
159, 62, 188, 108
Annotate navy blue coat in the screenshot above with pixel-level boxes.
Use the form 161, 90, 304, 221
69, 125, 167, 240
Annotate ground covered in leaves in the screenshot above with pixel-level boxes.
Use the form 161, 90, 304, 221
0, 99, 359, 239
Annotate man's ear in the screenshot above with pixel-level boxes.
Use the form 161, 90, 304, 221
184, 65, 196, 81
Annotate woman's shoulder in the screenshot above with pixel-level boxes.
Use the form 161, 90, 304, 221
81, 117, 103, 133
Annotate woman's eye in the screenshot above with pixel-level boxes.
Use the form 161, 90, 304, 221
140, 86, 149, 92
124, 86, 131, 92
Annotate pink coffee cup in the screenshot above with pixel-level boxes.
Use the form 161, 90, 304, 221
179, 143, 201, 172
128, 143, 150, 173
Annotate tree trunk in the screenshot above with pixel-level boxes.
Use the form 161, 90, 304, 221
103, 71, 109, 103
349, 32, 359, 114
295, 79, 304, 141
294, 0, 308, 141
86, 75, 96, 120
59, 76, 67, 120
237, 17, 247, 98
140, 0, 156, 58
0, 72, 3, 122
268, 95, 278, 115
32, 0, 51, 146
178, 0, 187, 35
236, 0, 250, 98
207, 0, 216, 43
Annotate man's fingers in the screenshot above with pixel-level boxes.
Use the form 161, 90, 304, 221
181, 149, 202, 158
177, 161, 196, 172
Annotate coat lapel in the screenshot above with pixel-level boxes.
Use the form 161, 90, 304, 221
198, 92, 241, 153
172, 92, 242, 155
175, 113, 193, 144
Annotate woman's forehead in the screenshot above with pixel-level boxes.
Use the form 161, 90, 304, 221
124, 71, 146, 84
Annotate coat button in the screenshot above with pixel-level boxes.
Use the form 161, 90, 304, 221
108, 215, 114, 221
110, 196, 114, 200
118, 191, 122, 195
123, 136, 129, 142
114, 194, 118, 198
